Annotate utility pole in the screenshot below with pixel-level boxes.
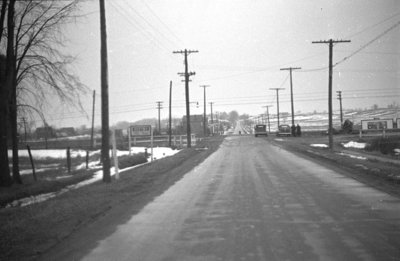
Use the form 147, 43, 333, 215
169, 81, 172, 147
209, 102, 214, 135
337, 91, 343, 127
312, 39, 350, 150
156, 101, 163, 134
173, 49, 198, 148
209, 102, 214, 124
270, 88, 285, 127
90, 90, 96, 149
200, 85, 210, 137
280, 67, 301, 128
262, 105, 273, 133
99, 0, 111, 182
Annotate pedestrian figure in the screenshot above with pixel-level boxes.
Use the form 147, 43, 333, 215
291, 125, 296, 137
296, 124, 301, 137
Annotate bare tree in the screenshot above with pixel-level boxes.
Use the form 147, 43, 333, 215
0, 0, 86, 186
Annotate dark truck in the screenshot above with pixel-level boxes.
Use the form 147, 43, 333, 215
254, 124, 268, 137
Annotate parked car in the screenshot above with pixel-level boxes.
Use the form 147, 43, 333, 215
254, 124, 268, 137
277, 125, 292, 136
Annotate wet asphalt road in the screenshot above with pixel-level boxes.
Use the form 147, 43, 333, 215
57, 136, 400, 260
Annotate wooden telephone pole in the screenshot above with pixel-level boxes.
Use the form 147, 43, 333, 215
312, 39, 350, 149
280, 67, 301, 128
173, 49, 198, 148
169, 81, 172, 147
156, 101, 163, 133
270, 88, 285, 127
99, 0, 111, 182
337, 91, 343, 127
200, 85, 210, 137
263, 105, 273, 133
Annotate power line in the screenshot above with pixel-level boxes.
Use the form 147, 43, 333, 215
122, 0, 181, 49
334, 20, 400, 67
345, 11, 400, 39
109, 1, 177, 55
138, 0, 184, 46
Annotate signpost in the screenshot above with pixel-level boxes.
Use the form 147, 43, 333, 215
129, 125, 153, 162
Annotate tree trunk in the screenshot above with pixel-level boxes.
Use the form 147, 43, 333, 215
0, 70, 12, 186
10, 79, 21, 183
0, 1, 12, 187
7, 0, 21, 184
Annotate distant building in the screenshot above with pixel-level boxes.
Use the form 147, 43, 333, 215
182, 114, 208, 136
35, 126, 56, 139
57, 127, 76, 137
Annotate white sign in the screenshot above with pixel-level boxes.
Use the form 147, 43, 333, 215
130, 125, 152, 136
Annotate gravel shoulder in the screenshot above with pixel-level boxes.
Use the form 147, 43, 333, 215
268, 134, 400, 198
0, 136, 224, 261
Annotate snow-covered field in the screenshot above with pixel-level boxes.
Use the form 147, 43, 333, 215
9, 147, 178, 160
7, 147, 180, 208
268, 108, 400, 131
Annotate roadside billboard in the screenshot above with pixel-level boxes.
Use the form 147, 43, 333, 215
361, 119, 394, 130
130, 125, 152, 136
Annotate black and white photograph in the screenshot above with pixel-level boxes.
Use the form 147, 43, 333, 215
0, 0, 399, 260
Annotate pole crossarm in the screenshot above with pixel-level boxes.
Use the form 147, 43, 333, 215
312, 40, 351, 44
280, 67, 301, 71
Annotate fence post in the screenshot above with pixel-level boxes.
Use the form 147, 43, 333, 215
128, 127, 131, 155
27, 145, 37, 181
359, 129, 362, 139
112, 130, 119, 180
86, 150, 89, 169
382, 128, 386, 138
180, 135, 183, 147
67, 147, 71, 173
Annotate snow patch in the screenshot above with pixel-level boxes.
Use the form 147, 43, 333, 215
11, 149, 99, 159
310, 144, 328, 148
337, 152, 367, 160
342, 141, 366, 149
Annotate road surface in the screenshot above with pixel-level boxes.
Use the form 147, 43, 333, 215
44, 136, 400, 261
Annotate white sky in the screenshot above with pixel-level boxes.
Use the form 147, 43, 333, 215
43, 0, 400, 128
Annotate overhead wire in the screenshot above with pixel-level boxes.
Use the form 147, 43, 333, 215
334, 19, 400, 67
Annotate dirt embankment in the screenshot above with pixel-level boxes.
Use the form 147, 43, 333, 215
0, 136, 225, 261
269, 135, 400, 198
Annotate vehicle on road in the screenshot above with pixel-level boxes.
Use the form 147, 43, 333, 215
277, 124, 292, 136
254, 124, 268, 137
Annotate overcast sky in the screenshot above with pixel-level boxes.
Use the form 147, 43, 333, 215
45, 0, 399, 128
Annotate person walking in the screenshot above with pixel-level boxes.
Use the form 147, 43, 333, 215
296, 124, 302, 137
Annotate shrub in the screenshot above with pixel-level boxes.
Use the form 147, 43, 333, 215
113, 153, 148, 169
365, 136, 400, 155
